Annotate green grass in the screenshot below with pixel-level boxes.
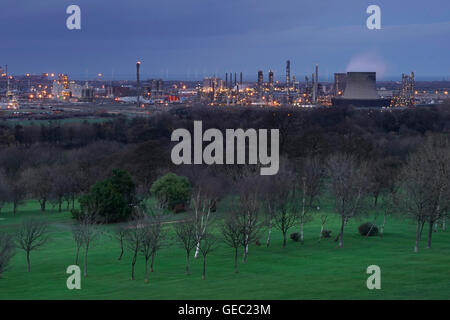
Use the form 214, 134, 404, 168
0, 199, 449, 300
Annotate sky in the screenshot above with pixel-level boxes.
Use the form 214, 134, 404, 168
1, 0, 449, 80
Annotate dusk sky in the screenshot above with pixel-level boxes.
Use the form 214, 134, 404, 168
1, 0, 449, 80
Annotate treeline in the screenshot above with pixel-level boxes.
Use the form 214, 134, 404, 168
0, 105, 450, 215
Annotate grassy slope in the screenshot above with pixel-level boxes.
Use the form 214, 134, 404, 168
0, 199, 449, 300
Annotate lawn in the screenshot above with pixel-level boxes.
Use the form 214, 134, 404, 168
0, 199, 449, 300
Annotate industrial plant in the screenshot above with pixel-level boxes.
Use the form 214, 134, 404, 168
0, 58, 448, 121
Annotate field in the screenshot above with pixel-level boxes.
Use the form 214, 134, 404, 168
0, 199, 449, 300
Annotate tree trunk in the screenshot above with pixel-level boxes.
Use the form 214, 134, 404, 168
150, 251, 156, 272
419, 221, 425, 240
186, 252, 190, 275
433, 220, 438, 233
427, 222, 433, 249
443, 216, 446, 231
144, 258, 149, 283
414, 220, 421, 253
373, 194, 378, 207
13, 201, 17, 216
242, 243, 248, 263
40, 198, 46, 212
26, 251, 31, 272
202, 256, 206, 280
234, 247, 238, 274
380, 209, 387, 238
131, 251, 137, 280
194, 241, 200, 259
338, 216, 345, 248
282, 232, 287, 248
266, 219, 272, 247
75, 246, 80, 265
83, 245, 89, 277
58, 198, 62, 212
118, 239, 124, 260
300, 178, 306, 245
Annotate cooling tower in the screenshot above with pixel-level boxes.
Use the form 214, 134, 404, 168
332, 72, 390, 108
343, 72, 378, 99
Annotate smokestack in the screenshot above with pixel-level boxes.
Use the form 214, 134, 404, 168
225, 73, 228, 88
240, 72, 243, 85
234, 72, 237, 87
314, 64, 318, 104
136, 61, 141, 108
286, 60, 291, 96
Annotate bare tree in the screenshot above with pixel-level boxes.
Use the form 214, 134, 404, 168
140, 213, 164, 283
22, 166, 53, 212
318, 215, 328, 243
175, 219, 197, 275
185, 167, 228, 259
79, 214, 99, 277
72, 224, 84, 265
16, 219, 49, 272
222, 213, 243, 273
235, 176, 263, 262
400, 137, 450, 252
297, 156, 324, 244
327, 154, 369, 248
8, 177, 26, 216
199, 232, 217, 280
124, 217, 144, 280
0, 174, 9, 214
271, 173, 298, 248
49, 164, 71, 212
114, 225, 127, 261
0, 232, 15, 279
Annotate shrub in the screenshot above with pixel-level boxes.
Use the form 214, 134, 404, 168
290, 232, 300, 242
78, 169, 137, 223
358, 222, 379, 236
150, 173, 191, 211
322, 230, 332, 238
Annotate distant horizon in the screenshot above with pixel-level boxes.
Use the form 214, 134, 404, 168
4, 71, 449, 83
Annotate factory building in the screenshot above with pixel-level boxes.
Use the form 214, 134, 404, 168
332, 72, 390, 108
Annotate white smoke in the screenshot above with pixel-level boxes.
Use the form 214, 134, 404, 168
346, 52, 386, 78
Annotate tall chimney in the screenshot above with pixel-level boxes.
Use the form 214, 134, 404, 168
314, 64, 318, 104
136, 61, 141, 108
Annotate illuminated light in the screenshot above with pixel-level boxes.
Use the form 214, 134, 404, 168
445, 91, 449, 95
98, 73, 102, 77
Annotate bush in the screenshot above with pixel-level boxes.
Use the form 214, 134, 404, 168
150, 173, 191, 211
290, 232, 300, 242
358, 222, 379, 236
322, 230, 332, 238
78, 169, 137, 223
